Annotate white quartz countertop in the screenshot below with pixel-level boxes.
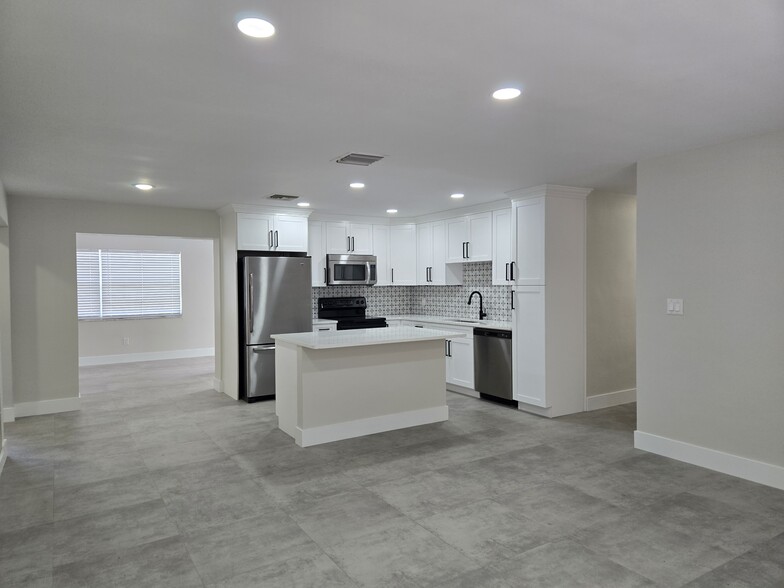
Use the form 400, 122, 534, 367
311, 319, 338, 326
386, 315, 512, 331
272, 326, 466, 350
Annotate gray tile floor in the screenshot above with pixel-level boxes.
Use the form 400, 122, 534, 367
2, 357, 783, 587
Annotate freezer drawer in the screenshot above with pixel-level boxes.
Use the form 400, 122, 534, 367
473, 328, 513, 400
246, 344, 276, 399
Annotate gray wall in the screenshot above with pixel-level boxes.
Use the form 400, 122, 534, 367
637, 130, 784, 467
76, 234, 215, 360
586, 191, 636, 398
7, 196, 220, 407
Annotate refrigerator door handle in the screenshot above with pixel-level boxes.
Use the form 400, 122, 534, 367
253, 345, 276, 352
249, 273, 254, 332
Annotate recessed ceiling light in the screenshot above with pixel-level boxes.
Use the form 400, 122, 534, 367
349, 182, 365, 189
237, 18, 275, 38
386, 209, 398, 214
296, 202, 310, 207
133, 183, 154, 191
492, 87, 521, 100
451, 193, 465, 199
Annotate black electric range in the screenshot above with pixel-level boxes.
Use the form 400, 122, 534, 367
317, 297, 387, 330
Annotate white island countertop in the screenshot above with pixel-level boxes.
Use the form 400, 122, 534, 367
272, 326, 466, 350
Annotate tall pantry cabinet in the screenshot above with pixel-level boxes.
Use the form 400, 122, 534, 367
510, 185, 591, 417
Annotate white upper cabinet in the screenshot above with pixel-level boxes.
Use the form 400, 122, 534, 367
513, 197, 546, 285
325, 222, 373, 254
237, 213, 308, 252
492, 208, 514, 285
445, 217, 468, 263
445, 212, 492, 262
373, 224, 391, 286
389, 224, 417, 285
416, 222, 433, 284
237, 213, 273, 251
308, 221, 327, 286
418, 221, 461, 285
273, 215, 309, 252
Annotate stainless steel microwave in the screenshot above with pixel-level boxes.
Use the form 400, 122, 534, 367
326, 254, 377, 286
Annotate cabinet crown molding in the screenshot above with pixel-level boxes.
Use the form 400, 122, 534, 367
507, 184, 593, 201
217, 203, 312, 217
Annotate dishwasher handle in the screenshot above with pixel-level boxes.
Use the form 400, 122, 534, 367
473, 327, 512, 339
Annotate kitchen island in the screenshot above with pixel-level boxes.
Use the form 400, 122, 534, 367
271, 326, 465, 447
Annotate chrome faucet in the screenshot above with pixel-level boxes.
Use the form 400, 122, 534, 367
467, 291, 487, 320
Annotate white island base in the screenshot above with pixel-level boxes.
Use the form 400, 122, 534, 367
272, 327, 463, 447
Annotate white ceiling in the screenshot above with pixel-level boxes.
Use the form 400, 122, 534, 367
1, 1, 783, 217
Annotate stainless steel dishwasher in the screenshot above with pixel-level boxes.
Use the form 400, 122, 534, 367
473, 327, 513, 401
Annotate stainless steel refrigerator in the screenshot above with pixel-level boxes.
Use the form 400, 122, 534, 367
240, 254, 312, 401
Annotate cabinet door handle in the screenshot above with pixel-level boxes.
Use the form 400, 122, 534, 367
268, 231, 273, 248
445, 340, 448, 356
505, 263, 510, 281
324, 267, 327, 284
351, 236, 355, 251
274, 230, 279, 247
466, 241, 470, 259
511, 290, 515, 310
318, 327, 330, 331
510, 261, 515, 280
347, 236, 351, 252
391, 268, 394, 283
447, 340, 452, 357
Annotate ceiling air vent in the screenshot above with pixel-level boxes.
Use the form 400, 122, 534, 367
268, 194, 299, 201
336, 152, 384, 166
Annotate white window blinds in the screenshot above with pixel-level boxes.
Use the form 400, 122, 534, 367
76, 249, 182, 320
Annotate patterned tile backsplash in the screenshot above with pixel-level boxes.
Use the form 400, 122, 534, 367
312, 262, 512, 322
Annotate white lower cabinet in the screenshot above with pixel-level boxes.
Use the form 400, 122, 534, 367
512, 287, 546, 407
445, 335, 474, 389
402, 320, 474, 390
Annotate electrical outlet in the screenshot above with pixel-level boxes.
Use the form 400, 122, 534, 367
666, 298, 684, 315
122, 336, 131, 346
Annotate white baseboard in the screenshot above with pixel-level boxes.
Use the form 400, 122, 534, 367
296, 405, 449, 447
585, 388, 637, 411
212, 378, 223, 393
79, 347, 214, 367
635, 430, 784, 491
0, 439, 7, 478
13, 397, 81, 419
2, 407, 15, 423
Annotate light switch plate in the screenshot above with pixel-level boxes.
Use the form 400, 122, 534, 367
666, 298, 683, 315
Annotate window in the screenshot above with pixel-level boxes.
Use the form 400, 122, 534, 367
77, 249, 182, 320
